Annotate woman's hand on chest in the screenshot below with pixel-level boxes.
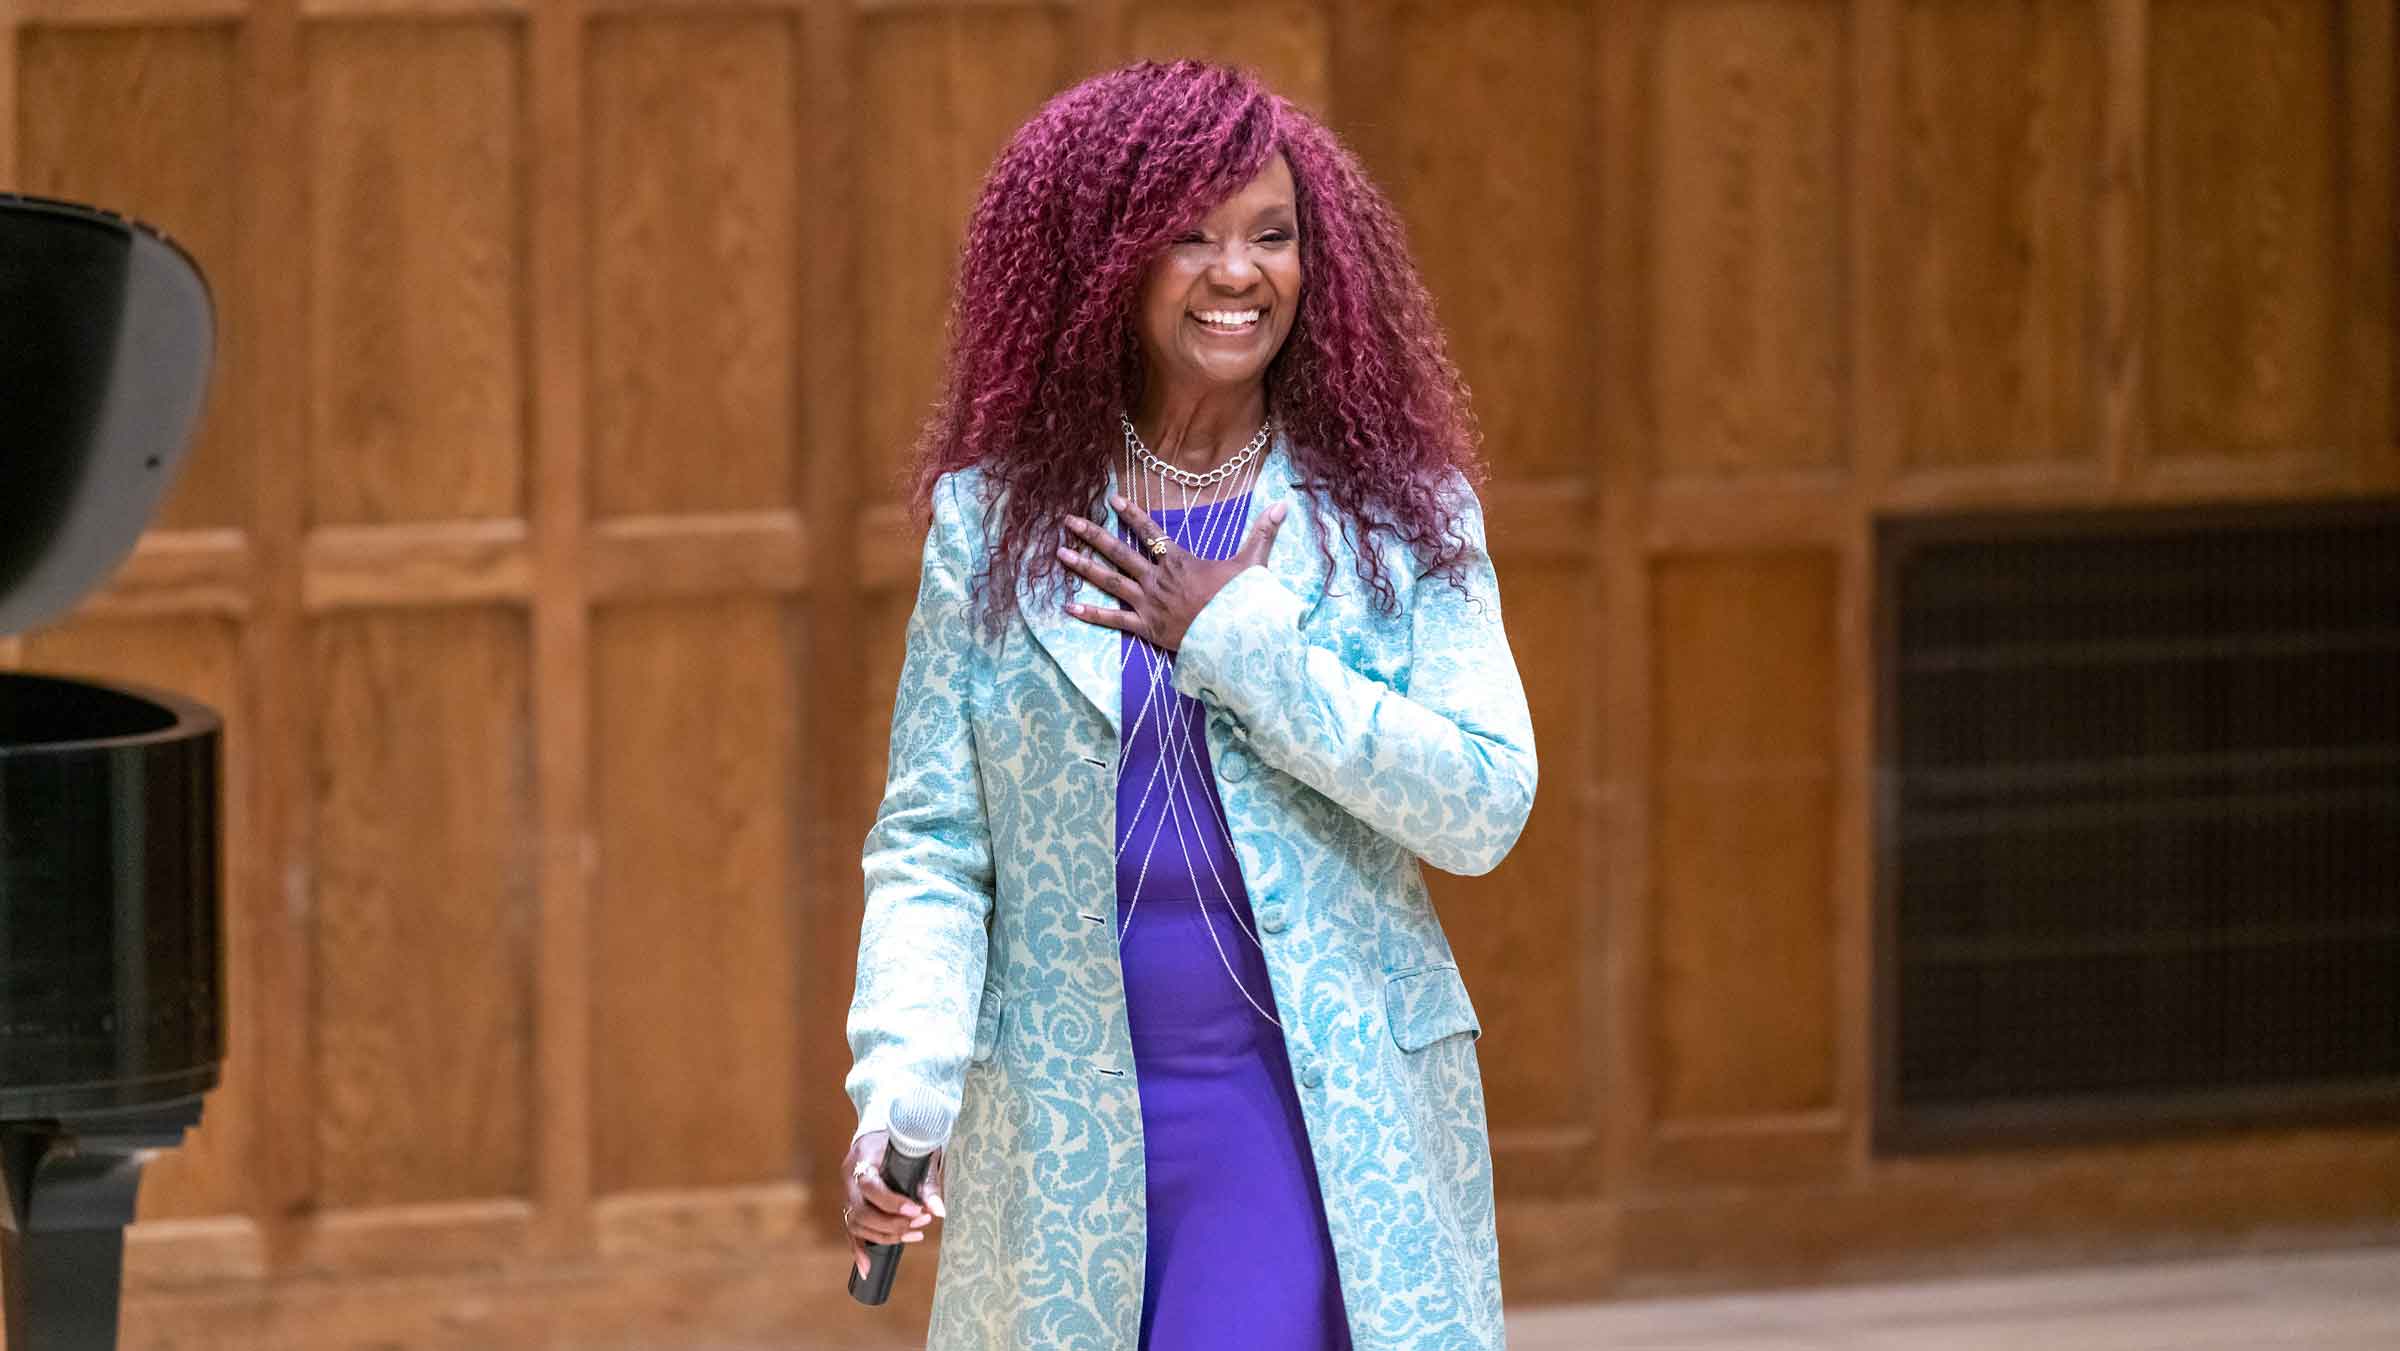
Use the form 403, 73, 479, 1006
1057, 493, 1288, 651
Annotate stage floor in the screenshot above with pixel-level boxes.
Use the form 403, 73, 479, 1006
1507, 1245, 2400, 1350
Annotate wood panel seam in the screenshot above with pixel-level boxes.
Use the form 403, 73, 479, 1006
529, 0, 595, 1259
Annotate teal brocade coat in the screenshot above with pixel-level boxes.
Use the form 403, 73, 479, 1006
844, 436, 1538, 1350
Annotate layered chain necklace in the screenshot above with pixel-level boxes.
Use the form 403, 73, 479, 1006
1112, 412, 1282, 1029
1120, 411, 1272, 487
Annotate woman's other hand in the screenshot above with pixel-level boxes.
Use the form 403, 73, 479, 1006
1059, 494, 1288, 650
841, 1130, 944, 1278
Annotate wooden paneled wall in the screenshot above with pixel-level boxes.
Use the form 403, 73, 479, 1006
2, 0, 2394, 1343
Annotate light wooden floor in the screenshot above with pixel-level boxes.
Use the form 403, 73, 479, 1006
1504, 1246, 2400, 1350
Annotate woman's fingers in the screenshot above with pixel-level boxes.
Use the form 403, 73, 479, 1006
1067, 513, 1154, 578
1066, 600, 1143, 634
854, 1164, 939, 1239
846, 1200, 924, 1245
857, 1168, 923, 1219
1057, 545, 1141, 604
847, 1202, 914, 1244
839, 1132, 934, 1260
845, 1160, 915, 1243
1110, 496, 1172, 560
923, 1150, 948, 1219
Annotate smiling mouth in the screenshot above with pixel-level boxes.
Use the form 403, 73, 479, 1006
1190, 307, 1264, 335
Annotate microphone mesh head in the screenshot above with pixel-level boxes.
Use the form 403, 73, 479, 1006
888, 1091, 955, 1157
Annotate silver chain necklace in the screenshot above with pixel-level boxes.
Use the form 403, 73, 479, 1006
1119, 412, 1273, 488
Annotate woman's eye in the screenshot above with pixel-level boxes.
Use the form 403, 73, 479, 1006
1259, 231, 1293, 244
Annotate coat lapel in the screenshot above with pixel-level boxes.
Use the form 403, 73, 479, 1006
1015, 429, 1328, 735
1015, 481, 1125, 735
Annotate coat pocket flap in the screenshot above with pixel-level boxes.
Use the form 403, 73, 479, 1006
1383, 963, 1481, 1052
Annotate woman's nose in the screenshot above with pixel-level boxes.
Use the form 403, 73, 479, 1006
1208, 241, 1260, 285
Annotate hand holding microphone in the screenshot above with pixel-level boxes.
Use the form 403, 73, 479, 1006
842, 1093, 954, 1305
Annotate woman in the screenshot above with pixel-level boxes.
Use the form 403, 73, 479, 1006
840, 61, 1536, 1351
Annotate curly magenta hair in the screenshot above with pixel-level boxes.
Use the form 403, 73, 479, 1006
908, 60, 1484, 633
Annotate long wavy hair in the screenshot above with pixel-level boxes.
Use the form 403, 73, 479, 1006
908, 60, 1483, 633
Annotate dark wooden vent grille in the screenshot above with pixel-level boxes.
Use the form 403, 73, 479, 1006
1874, 501, 2400, 1151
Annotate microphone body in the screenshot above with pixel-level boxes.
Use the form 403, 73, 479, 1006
847, 1092, 953, 1306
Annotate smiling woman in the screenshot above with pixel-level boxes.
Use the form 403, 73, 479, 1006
842, 60, 1536, 1351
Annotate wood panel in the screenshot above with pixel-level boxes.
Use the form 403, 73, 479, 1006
1435, 561, 1597, 1189
527, 0, 594, 1259
311, 609, 533, 1208
587, 12, 799, 519
2149, 0, 2338, 459
1372, 0, 1595, 481
587, 512, 808, 601
301, 520, 530, 610
73, 530, 254, 619
306, 18, 525, 525
592, 600, 800, 1193
244, 0, 316, 1260
856, 5, 1071, 500
1618, 1128, 2400, 1289
2339, 0, 2395, 482
1897, 0, 2097, 469
1650, 552, 1838, 1122
858, 586, 916, 818
1653, 0, 1845, 479
1125, 0, 1330, 113
2078, 0, 2148, 490
15, 24, 248, 532
9, 0, 248, 22
0, 21, 12, 262
20, 618, 251, 1221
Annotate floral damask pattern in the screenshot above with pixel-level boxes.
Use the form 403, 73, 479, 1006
847, 437, 1537, 1350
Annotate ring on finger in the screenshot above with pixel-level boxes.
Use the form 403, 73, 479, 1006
852, 1159, 876, 1182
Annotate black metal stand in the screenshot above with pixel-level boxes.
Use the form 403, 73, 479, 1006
1, 1100, 202, 1351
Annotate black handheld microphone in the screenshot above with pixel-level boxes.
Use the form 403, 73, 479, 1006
847, 1092, 954, 1306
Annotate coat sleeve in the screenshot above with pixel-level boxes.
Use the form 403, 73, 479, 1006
1170, 477, 1538, 877
845, 472, 995, 1143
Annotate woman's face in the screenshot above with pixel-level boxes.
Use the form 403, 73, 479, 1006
1134, 153, 1303, 402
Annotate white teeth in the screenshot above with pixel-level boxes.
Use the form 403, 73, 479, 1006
1194, 309, 1262, 327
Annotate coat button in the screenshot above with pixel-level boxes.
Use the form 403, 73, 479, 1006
1299, 1062, 1325, 1089
1257, 902, 1287, 933
1218, 746, 1251, 783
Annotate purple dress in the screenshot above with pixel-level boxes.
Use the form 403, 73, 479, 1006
1113, 492, 1354, 1351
